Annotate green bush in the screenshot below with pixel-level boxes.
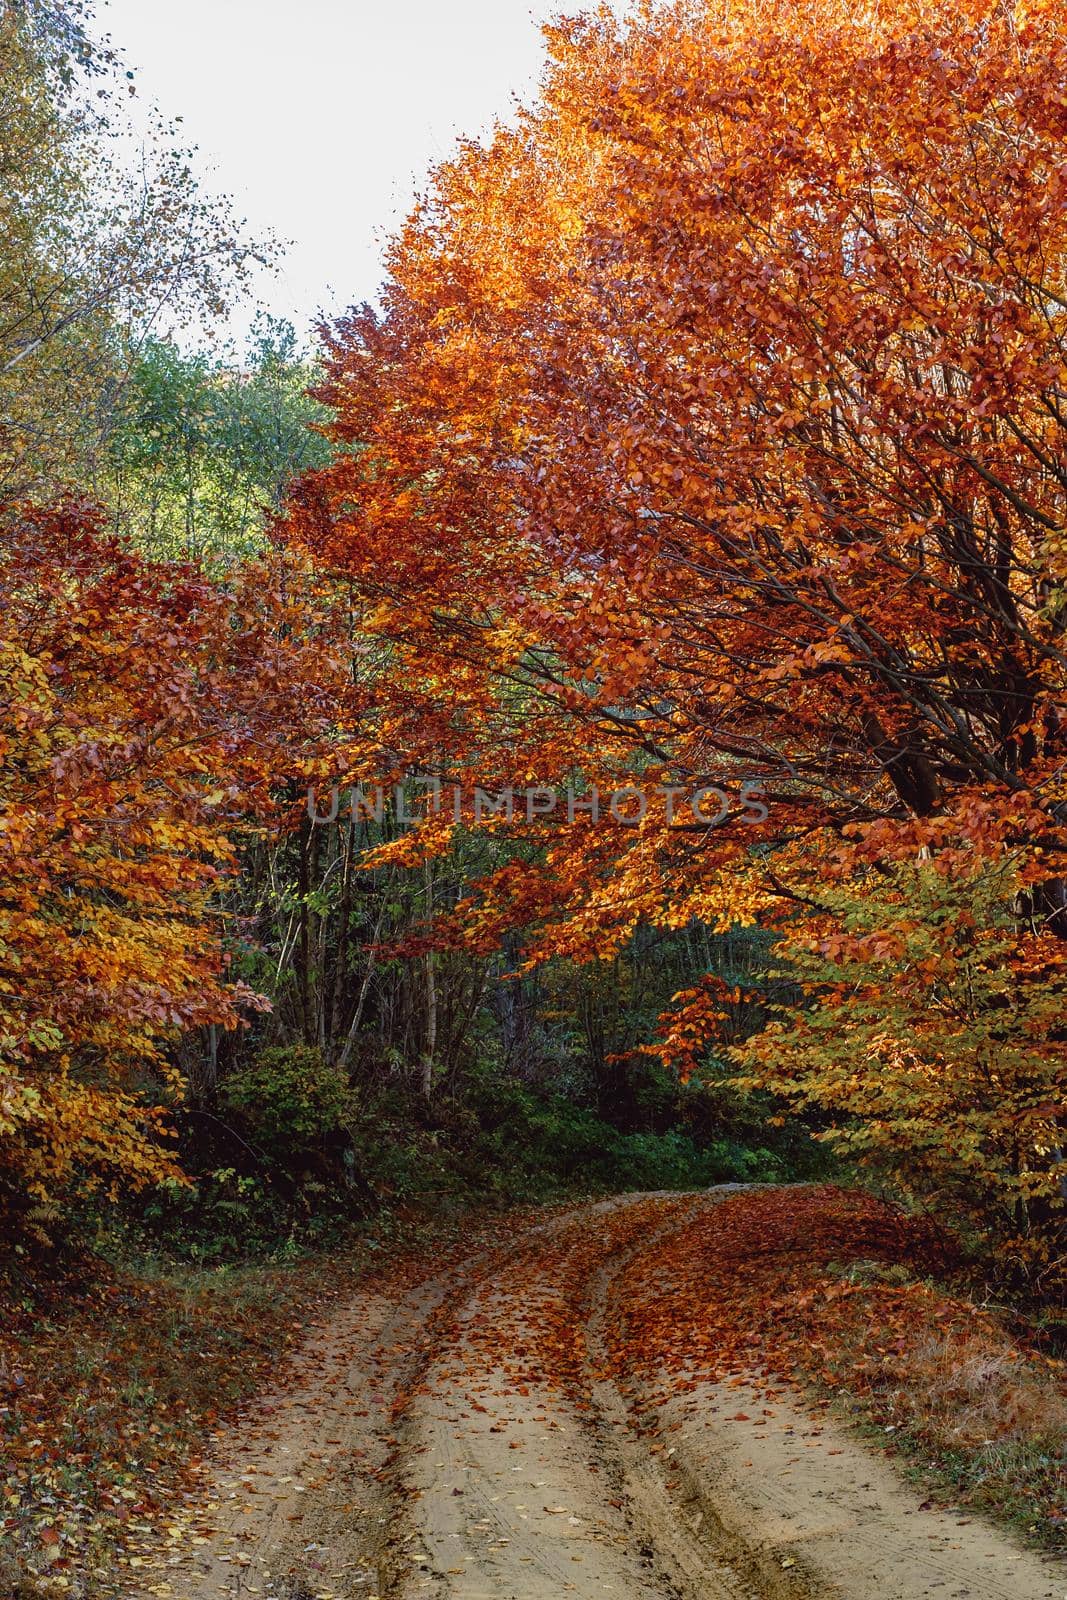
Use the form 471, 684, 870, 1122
223, 1046, 349, 1160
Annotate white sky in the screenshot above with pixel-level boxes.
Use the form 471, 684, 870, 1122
99, 0, 580, 348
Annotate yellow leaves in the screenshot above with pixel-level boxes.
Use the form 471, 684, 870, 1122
0, 1073, 43, 1137
736, 856, 1067, 1267
0, 506, 335, 1209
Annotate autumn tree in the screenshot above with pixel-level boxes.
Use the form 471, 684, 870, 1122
734, 862, 1067, 1282
285, 0, 1067, 1269
0, 0, 273, 499
0, 504, 348, 1225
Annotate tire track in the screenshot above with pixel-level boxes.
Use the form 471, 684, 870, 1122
127, 1193, 1061, 1600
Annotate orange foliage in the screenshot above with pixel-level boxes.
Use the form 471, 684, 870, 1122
0, 504, 344, 1213
285, 0, 1067, 1264
607, 1187, 1066, 1536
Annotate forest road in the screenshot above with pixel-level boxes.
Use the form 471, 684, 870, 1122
127, 1191, 1062, 1600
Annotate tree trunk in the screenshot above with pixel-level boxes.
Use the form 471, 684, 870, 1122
420, 858, 437, 1102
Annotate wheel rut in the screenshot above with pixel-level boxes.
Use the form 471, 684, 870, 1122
127, 1193, 1062, 1600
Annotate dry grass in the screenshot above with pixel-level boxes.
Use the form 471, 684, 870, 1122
869, 1327, 1067, 1532
816, 1268, 1067, 1543
904, 1333, 1067, 1448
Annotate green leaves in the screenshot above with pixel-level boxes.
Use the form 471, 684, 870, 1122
107, 321, 332, 562
737, 862, 1067, 1282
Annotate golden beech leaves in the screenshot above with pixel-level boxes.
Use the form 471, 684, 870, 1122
734, 863, 1067, 1276
284, 0, 1067, 1269
290, 0, 1067, 887
0, 505, 346, 1211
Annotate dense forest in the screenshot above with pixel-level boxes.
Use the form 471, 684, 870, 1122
2, 0, 1066, 1593
3, 0, 1062, 1281
0, 0, 828, 1263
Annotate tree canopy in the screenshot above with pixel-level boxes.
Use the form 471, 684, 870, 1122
286, 0, 1067, 1274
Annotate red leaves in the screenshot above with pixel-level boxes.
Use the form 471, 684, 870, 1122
601, 1187, 966, 1396
600, 1186, 1066, 1539
0, 504, 364, 1212
0, 1209, 514, 1581
275, 0, 1067, 1281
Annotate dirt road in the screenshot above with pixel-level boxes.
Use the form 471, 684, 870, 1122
125, 1192, 1061, 1600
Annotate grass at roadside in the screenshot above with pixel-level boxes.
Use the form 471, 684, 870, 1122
820, 1264, 1067, 1546
0, 1209, 499, 1596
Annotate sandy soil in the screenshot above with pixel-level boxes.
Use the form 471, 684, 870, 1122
123, 1193, 1062, 1600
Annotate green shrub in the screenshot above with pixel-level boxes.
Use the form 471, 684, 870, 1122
223, 1046, 349, 1159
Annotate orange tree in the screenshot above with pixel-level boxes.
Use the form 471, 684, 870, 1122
0, 503, 346, 1224
285, 0, 1067, 1270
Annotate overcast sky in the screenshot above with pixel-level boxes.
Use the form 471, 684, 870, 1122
100, 0, 578, 345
